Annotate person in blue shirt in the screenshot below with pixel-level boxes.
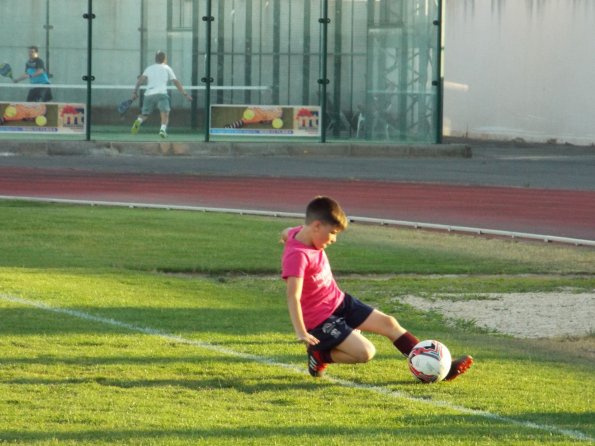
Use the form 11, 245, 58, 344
13, 46, 53, 102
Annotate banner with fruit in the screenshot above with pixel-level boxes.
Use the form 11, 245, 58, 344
0, 102, 85, 134
210, 105, 320, 137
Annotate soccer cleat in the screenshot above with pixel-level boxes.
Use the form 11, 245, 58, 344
159, 129, 167, 138
444, 355, 473, 381
307, 347, 328, 378
131, 119, 141, 135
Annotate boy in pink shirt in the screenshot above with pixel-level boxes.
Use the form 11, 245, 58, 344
281, 196, 473, 379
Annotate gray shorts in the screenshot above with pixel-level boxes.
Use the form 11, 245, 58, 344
142, 93, 170, 115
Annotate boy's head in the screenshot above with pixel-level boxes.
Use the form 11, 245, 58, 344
305, 196, 348, 231
155, 51, 167, 64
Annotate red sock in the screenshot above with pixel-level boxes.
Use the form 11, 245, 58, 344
393, 332, 420, 356
318, 350, 335, 364
308, 349, 335, 364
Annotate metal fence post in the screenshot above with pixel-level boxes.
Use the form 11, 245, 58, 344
83, 0, 95, 141
202, 0, 214, 142
318, 0, 330, 143
435, 0, 444, 144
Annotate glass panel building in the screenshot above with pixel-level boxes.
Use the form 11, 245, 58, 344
0, 0, 443, 144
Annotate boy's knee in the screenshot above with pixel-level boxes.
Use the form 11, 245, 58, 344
386, 315, 402, 330
356, 344, 376, 363
384, 316, 407, 338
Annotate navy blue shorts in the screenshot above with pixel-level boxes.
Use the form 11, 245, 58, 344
308, 293, 375, 352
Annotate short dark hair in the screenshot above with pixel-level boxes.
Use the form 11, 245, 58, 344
29, 46, 39, 52
305, 196, 348, 230
155, 51, 167, 63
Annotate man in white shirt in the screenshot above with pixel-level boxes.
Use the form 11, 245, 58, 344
130, 51, 192, 138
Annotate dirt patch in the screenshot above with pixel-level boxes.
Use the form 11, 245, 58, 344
396, 292, 594, 339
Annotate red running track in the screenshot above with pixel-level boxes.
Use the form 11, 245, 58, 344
1, 167, 594, 242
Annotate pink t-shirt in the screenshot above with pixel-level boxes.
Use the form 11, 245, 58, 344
281, 226, 345, 330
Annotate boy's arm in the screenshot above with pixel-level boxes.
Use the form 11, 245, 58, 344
131, 75, 147, 99
286, 276, 319, 346
280, 227, 291, 243
14, 61, 45, 83
14, 68, 33, 83
172, 79, 192, 101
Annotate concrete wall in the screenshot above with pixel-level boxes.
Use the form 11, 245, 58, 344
444, 0, 595, 145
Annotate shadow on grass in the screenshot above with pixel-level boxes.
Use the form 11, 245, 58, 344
0, 414, 588, 444
0, 305, 288, 335
0, 354, 252, 367
2, 375, 325, 394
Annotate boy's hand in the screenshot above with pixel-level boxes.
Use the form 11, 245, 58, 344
297, 332, 320, 346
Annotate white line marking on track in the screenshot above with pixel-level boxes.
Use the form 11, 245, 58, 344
0, 293, 592, 442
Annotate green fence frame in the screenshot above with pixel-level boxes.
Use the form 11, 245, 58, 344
2, 0, 444, 144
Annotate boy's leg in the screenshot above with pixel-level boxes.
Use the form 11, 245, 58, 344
158, 96, 171, 138
444, 355, 474, 381
357, 309, 419, 355
306, 347, 328, 377
133, 95, 157, 134
27, 88, 41, 102
306, 312, 375, 377
331, 330, 376, 364
131, 115, 146, 134
159, 111, 169, 138
358, 309, 473, 380
42, 87, 53, 102
307, 330, 375, 377
160, 111, 169, 127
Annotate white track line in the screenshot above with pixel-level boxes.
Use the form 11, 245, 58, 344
0, 195, 593, 247
0, 292, 591, 442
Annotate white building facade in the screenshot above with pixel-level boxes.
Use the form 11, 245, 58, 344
444, 0, 595, 146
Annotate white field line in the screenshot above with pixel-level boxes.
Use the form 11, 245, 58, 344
0, 195, 593, 247
0, 292, 592, 442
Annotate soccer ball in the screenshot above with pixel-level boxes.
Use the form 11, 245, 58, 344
408, 340, 452, 383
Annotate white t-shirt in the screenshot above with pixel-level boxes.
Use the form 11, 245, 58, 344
142, 63, 176, 96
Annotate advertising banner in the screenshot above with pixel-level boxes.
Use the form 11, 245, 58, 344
0, 102, 85, 134
210, 105, 320, 137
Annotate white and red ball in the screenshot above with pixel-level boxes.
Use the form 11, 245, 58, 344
408, 340, 451, 383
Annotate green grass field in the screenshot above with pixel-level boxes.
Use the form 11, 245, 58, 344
0, 201, 593, 445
